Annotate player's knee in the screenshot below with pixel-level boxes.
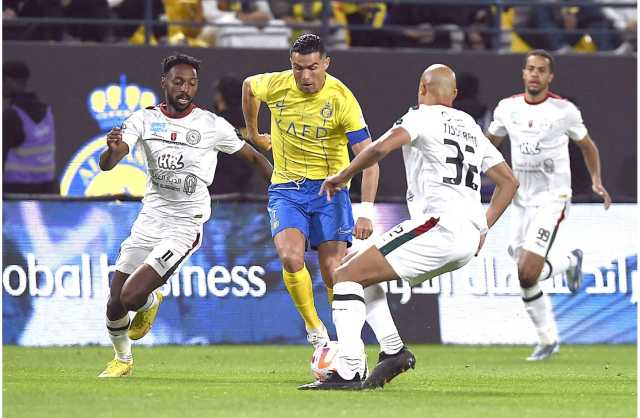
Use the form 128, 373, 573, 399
280, 252, 305, 273
517, 265, 540, 288
120, 286, 146, 311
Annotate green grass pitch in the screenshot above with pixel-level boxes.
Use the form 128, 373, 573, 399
3, 345, 636, 418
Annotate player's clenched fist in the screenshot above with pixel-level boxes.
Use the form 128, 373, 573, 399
106, 127, 123, 150
249, 132, 272, 152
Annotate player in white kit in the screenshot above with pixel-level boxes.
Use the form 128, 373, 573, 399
299, 64, 519, 390
487, 50, 611, 361
97, 54, 273, 377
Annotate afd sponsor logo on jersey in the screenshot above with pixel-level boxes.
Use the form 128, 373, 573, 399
59, 74, 158, 197
2, 253, 267, 299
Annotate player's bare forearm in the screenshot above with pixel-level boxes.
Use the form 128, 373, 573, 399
235, 142, 273, 182
99, 147, 127, 171
242, 78, 261, 138
484, 162, 519, 229
321, 128, 410, 200
342, 127, 411, 183
341, 141, 386, 183
360, 164, 379, 203
576, 135, 611, 208
99, 148, 116, 171
486, 133, 505, 148
351, 139, 379, 203
576, 135, 602, 183
242, 78, 271, 151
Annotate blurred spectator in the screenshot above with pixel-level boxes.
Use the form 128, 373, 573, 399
600, 0, 637, 53
62, 0, 112, 42
3, 61, 58, 194
164, 0, 208, 46
3, 0, 64, 41
385, 3, 493, 50
218, 0, 271, 24
562, 3, 620, 51
512, 1, 620, 52
109, 0, 166, 45
209, 75, 254, 194
199, 0, 290, 48
512, 3, 570, 51
333, 2, 386, 47
269, 0, 347, 48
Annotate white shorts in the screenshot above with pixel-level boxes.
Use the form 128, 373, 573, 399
115, 212, 203, 279
508, 200, 569, 260
374, 216, 480, 287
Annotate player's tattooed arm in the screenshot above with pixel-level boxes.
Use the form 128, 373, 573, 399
99, 127, 130, 171
234, 142, 273, 182
242, 77, 272, 152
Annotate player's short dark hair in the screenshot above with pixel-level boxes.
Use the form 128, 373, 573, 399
290, 33, 326, 57
3, 61, 30, 80
524, 49, 554, 72
162, 53, 201, 75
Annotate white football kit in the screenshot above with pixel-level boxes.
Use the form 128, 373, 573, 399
114, 104, 245, 278
488, 93, 587, 259
374, 104, 505, 286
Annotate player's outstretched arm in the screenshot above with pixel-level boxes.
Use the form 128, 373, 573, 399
99, 127, 130, 171
234, 142, 273, 183
351, 138, 379, 240
320, 127, 410, 200
575, 135, 611, 209
242, 77, 271, 152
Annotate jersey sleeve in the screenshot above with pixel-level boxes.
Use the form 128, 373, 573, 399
249, 72, 278, 102
566, 102, 588, 141
214, 116, 246, 155
340, 90, 370, 145
393, 107, 423, 142
487, 101, 508, 137
121, 110, 143, 150
479, 133, 505, 172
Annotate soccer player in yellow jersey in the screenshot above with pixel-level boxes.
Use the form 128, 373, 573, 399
243, 34, 409, 361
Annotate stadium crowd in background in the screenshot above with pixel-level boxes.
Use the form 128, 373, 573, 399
2, 0, 636, 53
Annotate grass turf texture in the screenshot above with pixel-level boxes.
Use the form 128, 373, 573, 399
3, 345, 635, 418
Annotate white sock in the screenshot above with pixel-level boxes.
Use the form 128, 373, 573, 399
521, 283, 559, 345
538, 253, 575, 281
364, 283, 404, 355
107, 314, 132, 362
137, 291, 157, 313
332, 281, 366, 380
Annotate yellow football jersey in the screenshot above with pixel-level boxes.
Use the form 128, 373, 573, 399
250, 70, 370, 184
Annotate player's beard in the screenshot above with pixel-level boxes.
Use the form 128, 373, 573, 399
168, 94, 193, 112
525, 82, 546, 97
